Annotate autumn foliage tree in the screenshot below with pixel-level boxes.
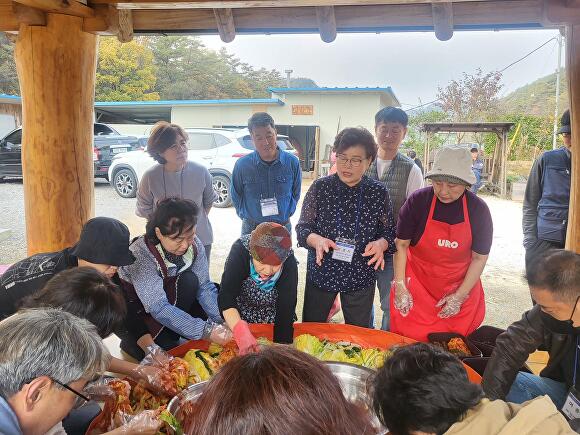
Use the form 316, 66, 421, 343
437, 68, 503, 122
96, 37, 160, 101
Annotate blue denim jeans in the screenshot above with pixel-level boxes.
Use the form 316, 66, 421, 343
241, 219, 292, 236
369, 255, 394, 330
506, 371, 568, 409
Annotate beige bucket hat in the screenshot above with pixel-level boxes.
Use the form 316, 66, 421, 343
425, 145, 477, 186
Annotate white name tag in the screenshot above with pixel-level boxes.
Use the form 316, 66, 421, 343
260, 197, 279, 217
563, 388, 580, 420
332, 238, 356, 263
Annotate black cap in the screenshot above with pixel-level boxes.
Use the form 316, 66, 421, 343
71, 217, 135, 266
558, 109, 571, 134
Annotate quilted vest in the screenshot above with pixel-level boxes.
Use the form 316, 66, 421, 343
366, 152, 414, 222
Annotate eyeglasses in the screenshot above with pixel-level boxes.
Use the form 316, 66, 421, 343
51, 378, 90, 409
336, 155, 366, 168
22, 377, 93, 409
169, 141, 188, 150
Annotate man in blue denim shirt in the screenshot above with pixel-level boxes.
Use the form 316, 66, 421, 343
231, 112, 302, 235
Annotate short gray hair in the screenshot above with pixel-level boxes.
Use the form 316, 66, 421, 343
0, 308, 110, 398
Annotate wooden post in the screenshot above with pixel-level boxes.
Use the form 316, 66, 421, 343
15, 13, 97, 255
566, 24, 580, 253
313, 126, 321, 179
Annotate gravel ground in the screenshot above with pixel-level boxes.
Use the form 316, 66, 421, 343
0, 178, 532, 329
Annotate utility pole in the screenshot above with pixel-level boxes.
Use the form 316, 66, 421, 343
552, 30, 564, 150
284, 69, 293, 88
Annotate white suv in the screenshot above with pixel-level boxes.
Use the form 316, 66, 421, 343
108, 127, 296, 208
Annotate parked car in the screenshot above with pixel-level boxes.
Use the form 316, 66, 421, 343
0, 123, 139, 181
108, 127, 296, 208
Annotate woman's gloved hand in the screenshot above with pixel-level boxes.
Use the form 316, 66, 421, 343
116, 410, 162, 434
436, 292, 468, 318
232, 320, 259, 355
392, 279, 413, 317
202, 320, 233, 345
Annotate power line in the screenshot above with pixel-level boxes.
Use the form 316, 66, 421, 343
406, 36, 559, 112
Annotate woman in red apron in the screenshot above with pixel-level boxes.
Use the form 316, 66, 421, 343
390, 145, 492, 342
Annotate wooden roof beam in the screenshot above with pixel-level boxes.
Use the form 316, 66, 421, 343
213, 7, 235, 42
432, 1, 453, 41
126, 1, 544, 33
316, 5, 336, 43
11, 1, 46, 26
545, 0, 580, 24
92, 0, 504, 9
12, 0, 94, 17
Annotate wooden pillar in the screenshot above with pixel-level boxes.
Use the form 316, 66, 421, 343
15, 13, 97, 255
566, 24, 580, 253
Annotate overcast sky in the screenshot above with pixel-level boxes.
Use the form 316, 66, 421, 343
201, 29, 564, 110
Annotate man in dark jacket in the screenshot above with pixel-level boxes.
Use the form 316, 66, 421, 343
523, 110, 572, 272
0, 217, 135, 319
482, 250, 580, 410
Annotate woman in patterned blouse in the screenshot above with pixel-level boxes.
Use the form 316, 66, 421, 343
296, 127, 396, 328
219, 222, 298, 355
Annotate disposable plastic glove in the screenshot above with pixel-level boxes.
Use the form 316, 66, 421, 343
392, 279, 413, 317
202, 320, 233, 345
116, 410, 161, 434
436, 292, 468, 318
232, 320, 258, 355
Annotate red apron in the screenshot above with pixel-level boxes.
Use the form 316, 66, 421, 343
390, 194, 485, 342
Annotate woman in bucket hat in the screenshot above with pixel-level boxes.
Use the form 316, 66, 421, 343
390, 145, 493, 341
219, 222, 298, 354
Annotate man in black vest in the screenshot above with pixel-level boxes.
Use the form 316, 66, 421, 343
366, 107, 424, 330
523, 109, 572, 273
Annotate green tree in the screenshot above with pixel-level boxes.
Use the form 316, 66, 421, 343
404, 110, 448, 157
96, 37, 159, 101
0, 34, 19, 95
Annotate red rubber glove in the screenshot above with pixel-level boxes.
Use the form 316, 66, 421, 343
233, 320, 258, 355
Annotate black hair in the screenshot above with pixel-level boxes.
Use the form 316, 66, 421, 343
526, 250, 580, 303
408, 150, 417, 159
375, 106, 409, 128
20, 267, 127, 338
145, 197, 199, 245
333, 127, 378, 162
248, 112, 276, 133
147, 121, 188, 164
371, 343, 483, 435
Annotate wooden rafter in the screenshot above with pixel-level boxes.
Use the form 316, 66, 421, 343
12, 0, 94, 17
316, 5, 336, 43
432, 1, 453, 41
117, 8, 133, 41
213, 7, 235, 42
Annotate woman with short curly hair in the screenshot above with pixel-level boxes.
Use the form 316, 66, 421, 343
296, 127, 396, 327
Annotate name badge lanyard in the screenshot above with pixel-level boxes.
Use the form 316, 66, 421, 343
335, 183, 363, 242
574, 336, 579, 389
561, 336, 580, 420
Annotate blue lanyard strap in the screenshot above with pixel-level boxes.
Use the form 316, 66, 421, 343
336, 182, 363, 240
574, 336, 579, 387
